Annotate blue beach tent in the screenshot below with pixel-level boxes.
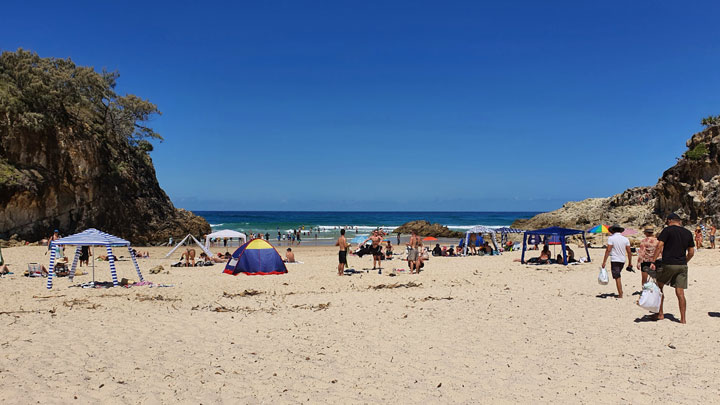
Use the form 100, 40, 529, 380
223, 239, 288, 276
521, 226, 590, 265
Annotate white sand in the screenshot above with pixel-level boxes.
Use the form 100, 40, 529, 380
1, 244, 719, 403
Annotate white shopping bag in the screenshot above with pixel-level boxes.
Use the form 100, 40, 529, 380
598, 267, 609, 285
638, 279, 662, 313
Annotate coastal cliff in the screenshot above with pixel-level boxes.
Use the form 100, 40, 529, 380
513, 125, 720, 230
0, 49, 210, 244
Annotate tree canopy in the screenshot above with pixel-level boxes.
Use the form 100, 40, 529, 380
701, 114, 720, 129
0, 48, 162, 147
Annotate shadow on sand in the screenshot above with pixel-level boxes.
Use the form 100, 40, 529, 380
634, 313, 681, 323
596, 293, 619, 299
708, 312, 720, 318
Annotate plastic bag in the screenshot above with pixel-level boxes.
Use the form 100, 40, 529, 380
598, 267, 609, 285
638, 279, 662, 313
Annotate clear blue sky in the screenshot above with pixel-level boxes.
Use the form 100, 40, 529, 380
3, 1, 719, 211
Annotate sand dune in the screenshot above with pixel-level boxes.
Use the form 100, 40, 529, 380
1, 244, 719, 403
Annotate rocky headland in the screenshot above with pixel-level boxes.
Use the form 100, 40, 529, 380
513, 125, 720, 231
393, 220, 464, 238
0, 49, 210, 244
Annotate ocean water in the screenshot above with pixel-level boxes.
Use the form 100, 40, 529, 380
193, 211, 539, 239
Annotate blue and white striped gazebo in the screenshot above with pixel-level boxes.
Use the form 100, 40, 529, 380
46, 228, 144, 289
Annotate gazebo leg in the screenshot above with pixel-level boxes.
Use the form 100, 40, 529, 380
46, 243, 57, 289
106, 245, 119, 287
128, 247, 145, 282
69, 246, 81, 281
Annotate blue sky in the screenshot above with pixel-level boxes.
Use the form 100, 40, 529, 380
3, 1, 719, 211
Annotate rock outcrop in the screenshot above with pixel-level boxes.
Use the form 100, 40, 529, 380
0, 125, 210, 244
513, 125, 720, 230
0, 49, 210, 244
394, 221, 464, 238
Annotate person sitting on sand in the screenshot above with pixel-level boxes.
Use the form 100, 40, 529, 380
385, 241, 393, 259
180, 248, 196, 267
432, 243, 442, 256
131, 249, 150, 258
284, 248, 296, 263
566, 245, 576, 263
518, 248, 551, 264
478, 242, 492, 255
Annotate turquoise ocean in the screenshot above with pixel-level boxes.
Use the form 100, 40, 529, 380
193, 211, 539, 241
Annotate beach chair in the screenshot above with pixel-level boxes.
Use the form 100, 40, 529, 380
27, 263, 43, 277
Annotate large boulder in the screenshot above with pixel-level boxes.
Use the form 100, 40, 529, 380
393, 220, 464, 238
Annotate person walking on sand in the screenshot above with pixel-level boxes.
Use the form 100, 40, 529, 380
650, 213, 695, 324
637, 228, 659, 287
336, 229, 349, 276
710, 223, 717, 249
601, 224, 633, 298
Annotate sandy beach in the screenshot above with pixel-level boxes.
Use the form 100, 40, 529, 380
1, 243, 719, 403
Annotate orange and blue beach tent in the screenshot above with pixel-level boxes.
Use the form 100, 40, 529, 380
223, 238, 288, 276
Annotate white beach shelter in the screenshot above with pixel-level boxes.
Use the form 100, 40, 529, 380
46, 228, 144, 289
204, 229, 247, 250
164, 234, 213, 258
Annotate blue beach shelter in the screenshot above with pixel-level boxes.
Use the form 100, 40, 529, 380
46, 228, 145, 289
520, 226, 590, 265
223, 239, 288, 275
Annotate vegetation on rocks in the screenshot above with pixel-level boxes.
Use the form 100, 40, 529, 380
0, 49, 209, 243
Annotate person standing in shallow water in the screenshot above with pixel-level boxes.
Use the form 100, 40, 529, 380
602, 224, 633, 298
650, 213, 695, 324
336, 229, 349, 276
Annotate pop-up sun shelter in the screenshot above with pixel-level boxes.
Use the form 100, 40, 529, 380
520, 226, 590, 265
46, 228, 144, 289
204, 229, 247, 250
463, 226, 523, 255
165, 234, 212, 258
223, 239, 287, 275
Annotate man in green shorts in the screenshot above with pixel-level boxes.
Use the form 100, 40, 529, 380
650, 213, 695, 324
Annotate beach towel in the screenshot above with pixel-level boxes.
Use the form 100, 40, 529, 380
638, 279, 662, 313
598, 267, 609, 285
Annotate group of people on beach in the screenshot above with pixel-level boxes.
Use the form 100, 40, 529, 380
601, 213, 695, 323
334, 229, 428, 276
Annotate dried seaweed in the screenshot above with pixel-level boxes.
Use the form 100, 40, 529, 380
369, 281, 422, 290
136, 294, 181, 302
223, 290, 262, 298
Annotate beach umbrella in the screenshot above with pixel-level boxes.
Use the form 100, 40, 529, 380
588, 224, 609, 234
588, 224, 609, 245
622, 228, 638, 236
423, 236, 438, 241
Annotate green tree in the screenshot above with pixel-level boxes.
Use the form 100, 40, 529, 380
701, 114, 720, 129
0, 48, 162, 148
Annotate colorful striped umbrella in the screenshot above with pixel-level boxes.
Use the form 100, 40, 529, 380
588, 224, 609, 234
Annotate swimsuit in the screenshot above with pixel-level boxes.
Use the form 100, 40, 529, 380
339, 251, 347, 264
